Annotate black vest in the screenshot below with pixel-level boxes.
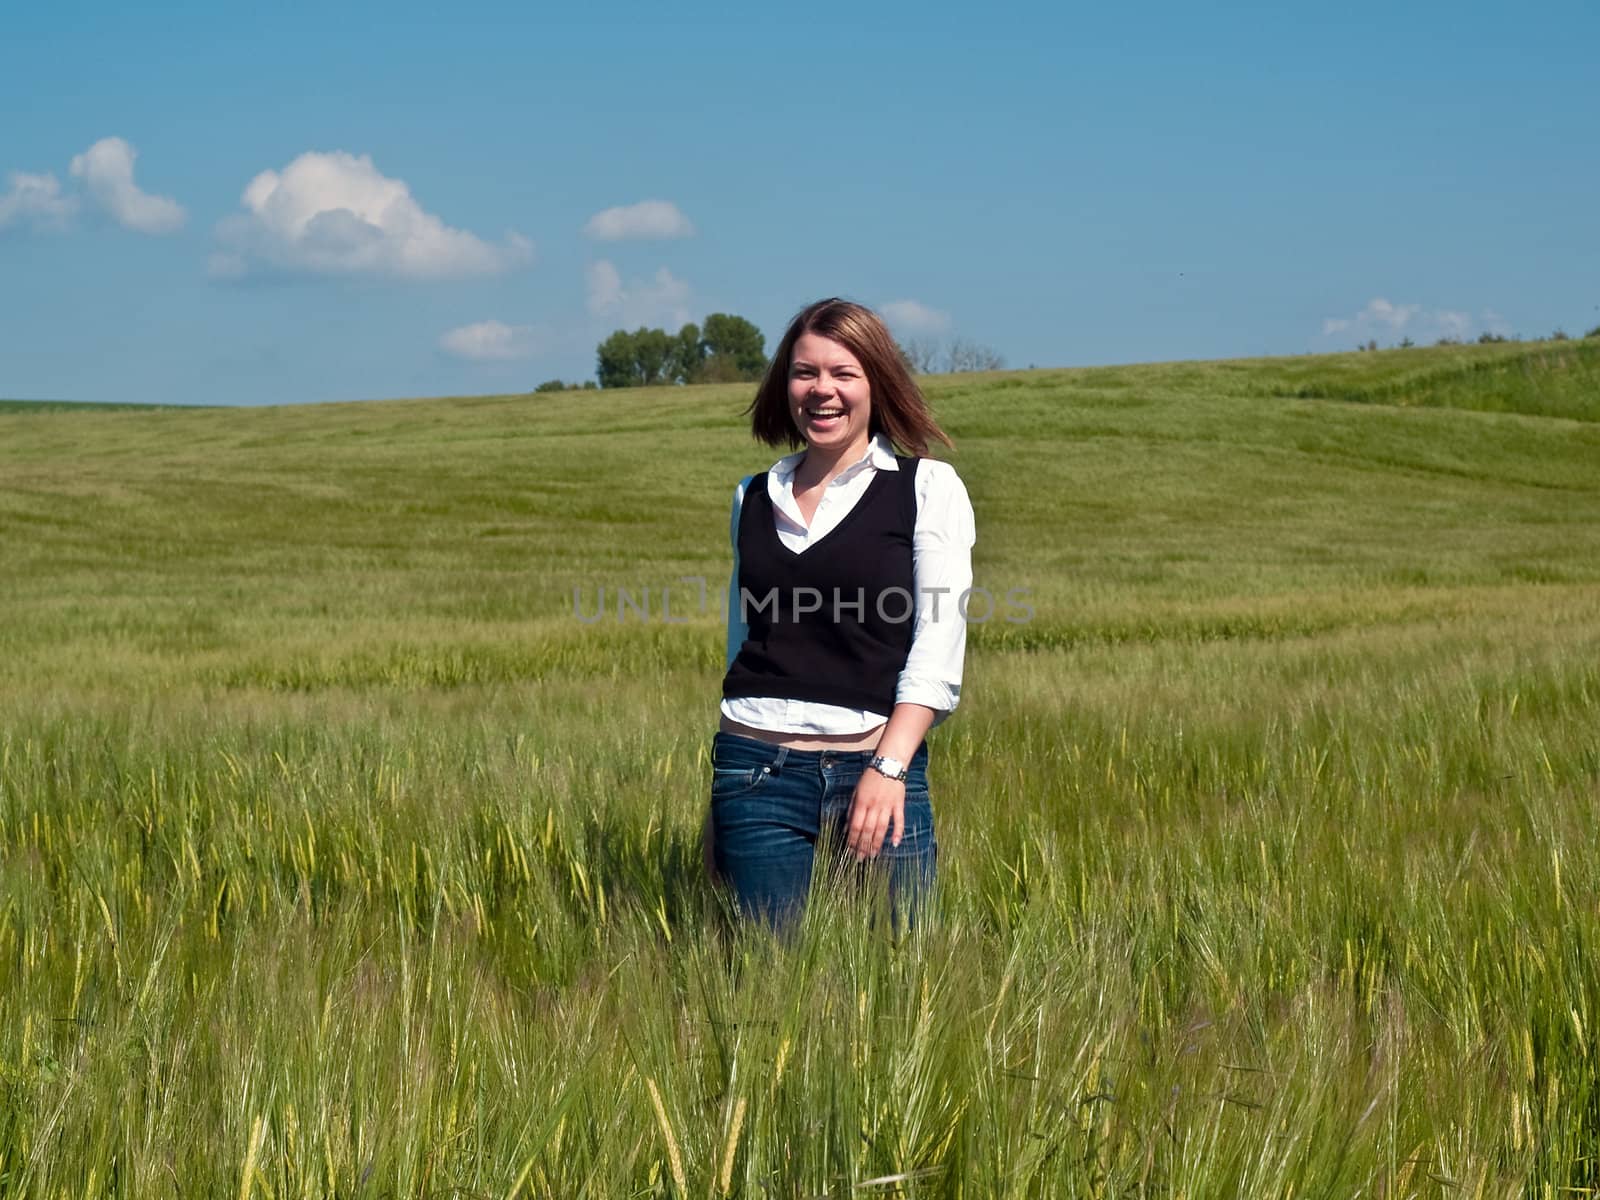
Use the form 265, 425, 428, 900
722, 457, 920, 716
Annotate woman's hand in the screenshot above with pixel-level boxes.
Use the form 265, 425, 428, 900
849, 701, 935, 860
846, 769, 905, 860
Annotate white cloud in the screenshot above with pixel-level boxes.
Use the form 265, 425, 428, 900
880, 299, 952, 335
585, 259, 692, 328
68, 137, 186, 234
582, 199, 694, 241
439, 320, 545, 362
0, 170, 77, 231
1320, 296, 1496, 344
1321, 297, 1418, 336
212, 150, 533, 280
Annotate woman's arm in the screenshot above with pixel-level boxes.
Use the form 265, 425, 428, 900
707, 476, 752, 881
849, 461, 976, 859
724, 476, 750, 670
893, 460, 976, 725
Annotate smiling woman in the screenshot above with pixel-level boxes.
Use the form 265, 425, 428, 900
707, 298, 976, 932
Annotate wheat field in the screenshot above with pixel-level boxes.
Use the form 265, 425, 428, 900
1, 339, 1597, 1196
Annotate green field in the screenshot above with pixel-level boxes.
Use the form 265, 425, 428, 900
0, 400, 197, 414
2, 338, 1598, 1196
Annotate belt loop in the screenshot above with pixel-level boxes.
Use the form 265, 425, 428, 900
773, 747, 789, 772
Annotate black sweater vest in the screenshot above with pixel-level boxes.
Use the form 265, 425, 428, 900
722, 457, 920, 716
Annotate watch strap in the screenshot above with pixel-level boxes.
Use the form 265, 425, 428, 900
868, 755, 908, 782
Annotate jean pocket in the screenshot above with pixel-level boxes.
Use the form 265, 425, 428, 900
711, 763, 772, 801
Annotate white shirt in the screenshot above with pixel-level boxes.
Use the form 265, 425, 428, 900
721, 432, 977, 734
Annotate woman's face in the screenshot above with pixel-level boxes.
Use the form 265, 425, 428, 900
788, 332, 872, 460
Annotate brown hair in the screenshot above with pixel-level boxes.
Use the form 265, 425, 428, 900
744, 298, 954, 456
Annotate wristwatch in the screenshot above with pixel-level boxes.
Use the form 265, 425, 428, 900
868, 754, 908, 782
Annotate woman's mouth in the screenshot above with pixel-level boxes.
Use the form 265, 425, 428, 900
806, 406, 846, 426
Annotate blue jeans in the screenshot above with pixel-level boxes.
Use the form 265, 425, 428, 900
708, 731, 937, 931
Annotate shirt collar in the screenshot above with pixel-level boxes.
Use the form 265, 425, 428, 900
771, 432, 898, 482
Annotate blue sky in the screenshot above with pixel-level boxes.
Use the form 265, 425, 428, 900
3, 0, 1596, 406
